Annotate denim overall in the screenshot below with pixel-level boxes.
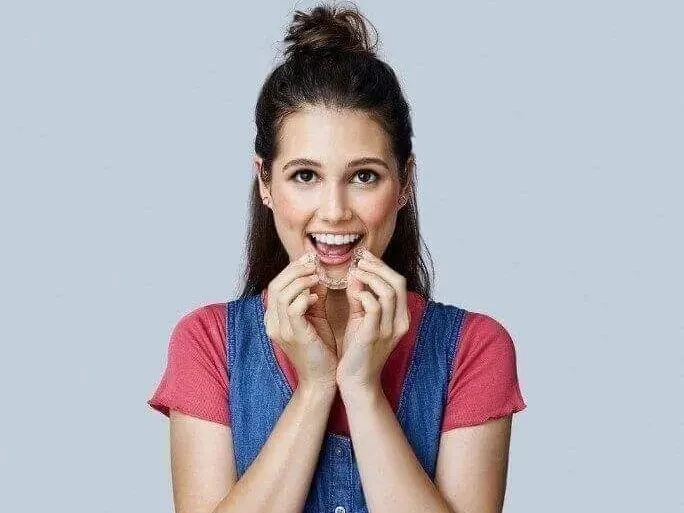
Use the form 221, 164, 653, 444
226, 293, 466, 513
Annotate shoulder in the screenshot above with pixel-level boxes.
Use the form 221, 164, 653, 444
460, 310, 513, 344
173, 303, 227, 334
441, 307, 527, 429
452, 308, 520, 379
421, 298, 518, 365
169, 302, 228, 357
416, 294, 514, 341
148, 302, 230, 425
418, 297, 508, 337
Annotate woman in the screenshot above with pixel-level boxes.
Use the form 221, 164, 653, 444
148, 3, 527, 513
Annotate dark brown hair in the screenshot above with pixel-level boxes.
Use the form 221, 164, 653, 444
238, 2, 435, 299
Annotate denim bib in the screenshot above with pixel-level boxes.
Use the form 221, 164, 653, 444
227, 293, 465, 513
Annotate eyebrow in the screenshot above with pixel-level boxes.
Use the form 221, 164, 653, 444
282, 157, 390, 172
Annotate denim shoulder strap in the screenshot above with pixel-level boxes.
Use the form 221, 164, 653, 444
395, 299, 467, 479
226, 294, 292, 478
227, 293, 467, 512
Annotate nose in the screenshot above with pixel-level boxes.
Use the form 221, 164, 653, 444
317, 183, 352, 222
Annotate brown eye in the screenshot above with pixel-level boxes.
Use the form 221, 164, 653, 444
292, 169, 317, 183
354, 169, 379, 184
291, 168, 379, 185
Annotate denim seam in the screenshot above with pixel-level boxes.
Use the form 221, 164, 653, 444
225, 300, 239, 476
226, 300, 235, 405
443, 307, 466, 407
396, 298, 432, 423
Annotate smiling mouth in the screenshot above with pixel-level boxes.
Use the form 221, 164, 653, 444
307, 234, 364, 259
304, 236, 366, 289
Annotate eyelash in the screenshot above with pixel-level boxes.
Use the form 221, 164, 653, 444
291, 168, 380, 185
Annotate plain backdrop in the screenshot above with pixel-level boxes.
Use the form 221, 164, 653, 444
1, 1, 682, 512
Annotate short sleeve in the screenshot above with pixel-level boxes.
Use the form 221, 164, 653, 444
441, 311, 527, 430
147, 303, 230, 426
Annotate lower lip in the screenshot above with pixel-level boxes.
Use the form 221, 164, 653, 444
308, 236, 363, 265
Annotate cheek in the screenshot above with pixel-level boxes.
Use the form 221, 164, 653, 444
363, 207, 391, 227
275, 193, 311, 228
357, 192, 397, 226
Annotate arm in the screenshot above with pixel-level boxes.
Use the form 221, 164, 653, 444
434, 415, 512, 513
170, 384, 336, 513
341, 385, 455, 513
341, 384, 512, 513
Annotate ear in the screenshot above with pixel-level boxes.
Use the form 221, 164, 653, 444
399, 154, 416, 201
253, 155, 269, 199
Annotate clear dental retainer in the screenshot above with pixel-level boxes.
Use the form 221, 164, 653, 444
304, 245, 366, 289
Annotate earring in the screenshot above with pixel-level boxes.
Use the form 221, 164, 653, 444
398, 195, 407, 207
263, 197, 271, 207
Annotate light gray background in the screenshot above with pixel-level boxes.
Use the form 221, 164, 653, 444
1, 1, 681, 512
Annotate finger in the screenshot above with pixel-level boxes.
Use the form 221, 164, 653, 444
345, 264, 366, 316
352, 290, 381, 340
286, 274, 320, 336
265, 252, 316, 340
288, 288, 319, 343
267, 252, 317, 302
356, 251, 410, 338
277, 273, 320, 342
350, 267, 395, 341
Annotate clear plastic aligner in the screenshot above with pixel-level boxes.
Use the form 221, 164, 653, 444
314, 245, 366, 289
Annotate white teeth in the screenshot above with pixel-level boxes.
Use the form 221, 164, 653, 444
311, 233, 362, 245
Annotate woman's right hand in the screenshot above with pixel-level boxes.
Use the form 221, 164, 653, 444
263, 252, 338, 393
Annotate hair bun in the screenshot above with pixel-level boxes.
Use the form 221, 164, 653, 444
283, 3, 378, 58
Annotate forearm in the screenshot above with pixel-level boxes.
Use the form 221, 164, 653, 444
214, 384, 336, 513
340, 384, 453, 513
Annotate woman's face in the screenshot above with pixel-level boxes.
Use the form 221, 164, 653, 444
255, 104, 411, 279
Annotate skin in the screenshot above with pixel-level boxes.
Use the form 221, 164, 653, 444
168, 104, 513, 513
255, 104, 413, 344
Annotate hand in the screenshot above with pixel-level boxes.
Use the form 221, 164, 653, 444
336, 248, 411, 396
263, 252, 337, 392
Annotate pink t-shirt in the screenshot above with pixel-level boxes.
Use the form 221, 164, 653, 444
148, 291, 527, 434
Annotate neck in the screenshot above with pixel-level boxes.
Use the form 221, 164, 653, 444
325, 288, 350, 333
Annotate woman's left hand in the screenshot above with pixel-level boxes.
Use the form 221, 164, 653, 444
336, 248, 411, 397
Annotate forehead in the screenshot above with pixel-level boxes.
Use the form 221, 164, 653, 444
276, 105, 393, 164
